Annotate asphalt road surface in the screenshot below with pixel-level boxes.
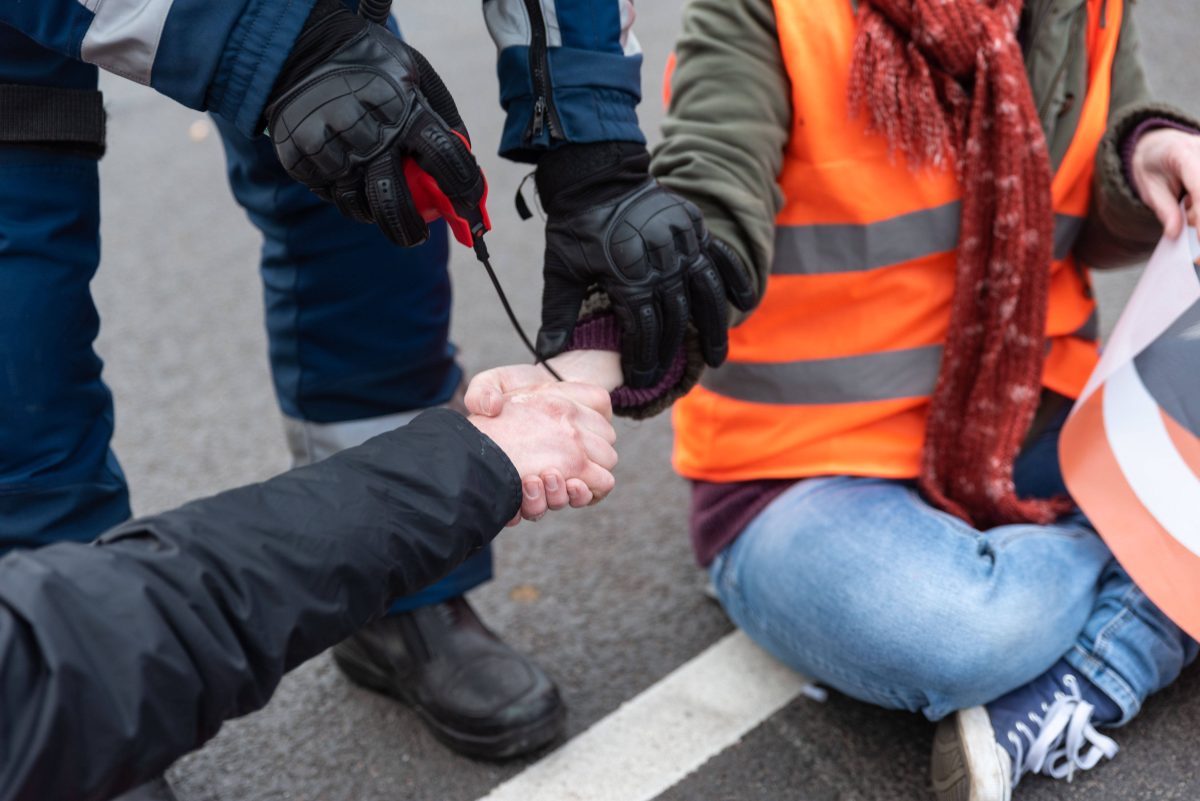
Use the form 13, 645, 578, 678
89, 2, 1199, 800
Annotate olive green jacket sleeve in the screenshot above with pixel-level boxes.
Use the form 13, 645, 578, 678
1075, 5, 1198, 268
650, 0, 790, 308
619, 0, 787, 418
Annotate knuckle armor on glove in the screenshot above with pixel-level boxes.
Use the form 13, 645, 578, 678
534, 142, 754, 388
266, 20, 485, 248
542, 179, 746, 387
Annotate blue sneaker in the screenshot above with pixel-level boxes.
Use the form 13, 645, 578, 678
931, 662, 1120, 800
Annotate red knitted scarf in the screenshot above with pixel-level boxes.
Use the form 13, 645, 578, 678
849, 0, 1071, 527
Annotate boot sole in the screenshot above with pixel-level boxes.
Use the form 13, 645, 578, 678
332, 643, 567, 760
930, 707, 1010, 801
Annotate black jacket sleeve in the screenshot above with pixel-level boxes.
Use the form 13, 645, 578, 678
0, 409, 520, 801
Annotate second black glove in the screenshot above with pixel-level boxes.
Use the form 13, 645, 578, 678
535, 142, 756, 388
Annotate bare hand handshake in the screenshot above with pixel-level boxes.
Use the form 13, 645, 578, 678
466, 374, 617, 526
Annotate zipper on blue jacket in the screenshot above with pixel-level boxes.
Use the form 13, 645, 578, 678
522, 0, 564, 144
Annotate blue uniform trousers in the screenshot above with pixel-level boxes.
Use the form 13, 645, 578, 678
0, 23, 491, 610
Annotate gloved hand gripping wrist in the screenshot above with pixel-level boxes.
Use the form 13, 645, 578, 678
534, 142, 757, 389
265, 0, 486, 247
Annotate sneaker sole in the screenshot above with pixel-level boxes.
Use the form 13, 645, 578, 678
332, 643, 567, 760
930, 707, 1010, 801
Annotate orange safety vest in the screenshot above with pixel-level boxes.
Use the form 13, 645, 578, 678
673, 0, 1123, 484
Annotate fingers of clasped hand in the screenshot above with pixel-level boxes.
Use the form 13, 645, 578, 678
535, 182, 757, 390
1131, 128, 1200, 239
466, 380, 617, 527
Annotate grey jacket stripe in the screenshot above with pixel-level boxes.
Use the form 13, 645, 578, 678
484, 0, 563, 51
772, 206, 1088, 275
79, 0, 175, 85
1133, 297, 1200, 439
619, 0, 641, 56
700, 345, 944, 406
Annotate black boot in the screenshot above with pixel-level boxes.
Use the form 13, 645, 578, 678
332, 596, 566, 759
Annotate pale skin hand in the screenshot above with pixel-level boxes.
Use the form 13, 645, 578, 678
1130, 128, 1200, 238
466, 351, 623, 417
466, 380, 618, 526
466, 351, 623, 523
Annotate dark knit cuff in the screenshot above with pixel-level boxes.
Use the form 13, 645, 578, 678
1120, 117, 1200, 191
566, 312, 702, 419
568, 313, 621, 351
612, 344, 689, 412
1104, 104, 1200, 209
1093, 103, 1200, 248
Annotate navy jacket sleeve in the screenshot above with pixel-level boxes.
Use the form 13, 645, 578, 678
0, 0, 316, 136
483, 0, 645, 162
0, 409, 520, 801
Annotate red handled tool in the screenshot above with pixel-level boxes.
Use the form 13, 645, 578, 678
361, 0, 560, 378
402, 149, 491, 248
360, 0, 490, 248
403, 147, 562, 380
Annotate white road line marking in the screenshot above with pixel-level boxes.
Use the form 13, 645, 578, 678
477, 631, 810, 801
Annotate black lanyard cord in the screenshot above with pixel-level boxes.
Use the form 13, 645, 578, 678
473, 237, 564, 381
359, 0, 563, 382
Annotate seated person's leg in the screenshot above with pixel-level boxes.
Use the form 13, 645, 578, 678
929, 410, 1198, 798
932, 553, 1197, 799
708, 474, 1113, 718
0, 27, 130, 555
210, 113, 564, 759
1068, 564, 1199, 726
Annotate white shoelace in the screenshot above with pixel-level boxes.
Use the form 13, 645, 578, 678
1004, 674, 1120, 788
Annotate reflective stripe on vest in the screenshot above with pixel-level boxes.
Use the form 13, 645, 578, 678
673, 0, 1122, 484
701, 309, 1100, 409
770, 206, 1086, 276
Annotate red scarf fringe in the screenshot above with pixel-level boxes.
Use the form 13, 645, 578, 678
849, 0, 1073, 527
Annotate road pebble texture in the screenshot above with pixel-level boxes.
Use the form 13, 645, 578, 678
89, 2, 1198, 799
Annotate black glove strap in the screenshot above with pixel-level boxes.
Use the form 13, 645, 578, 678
535, 141, 650, 217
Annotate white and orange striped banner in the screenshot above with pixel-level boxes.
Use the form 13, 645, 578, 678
1061, 221, 1200, 640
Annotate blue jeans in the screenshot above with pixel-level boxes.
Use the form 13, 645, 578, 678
710, 476, 1198, 724
0, 23, 489, 610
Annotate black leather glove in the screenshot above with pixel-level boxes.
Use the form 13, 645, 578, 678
535, 143, 756, 388
265, 0, 486, 247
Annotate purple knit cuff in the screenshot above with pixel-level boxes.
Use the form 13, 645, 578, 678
567, 313, 688, 411
568, 313, 622, 351
1122, 118, 1200, 188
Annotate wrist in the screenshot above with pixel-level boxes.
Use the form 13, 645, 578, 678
542, 350, 623, 392
1122, 117, 1200, 197
535, 141, 650, 216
